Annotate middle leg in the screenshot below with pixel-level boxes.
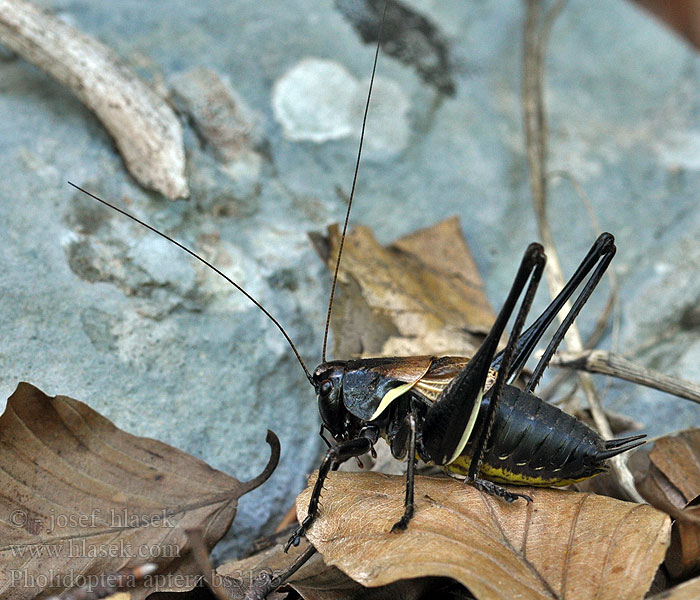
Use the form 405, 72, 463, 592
391, 411, 417, 532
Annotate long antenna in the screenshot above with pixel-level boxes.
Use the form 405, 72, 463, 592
67, 181, 313, 384
321, 1, 388, 363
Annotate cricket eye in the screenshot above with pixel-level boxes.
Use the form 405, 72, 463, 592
319, 379, 333, 397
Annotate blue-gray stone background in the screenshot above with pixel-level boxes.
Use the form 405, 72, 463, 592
1, 0, 699, 558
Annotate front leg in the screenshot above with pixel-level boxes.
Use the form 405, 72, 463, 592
284, 431, 376, 552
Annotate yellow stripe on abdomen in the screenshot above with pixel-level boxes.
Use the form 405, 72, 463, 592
444, 454, 594, 487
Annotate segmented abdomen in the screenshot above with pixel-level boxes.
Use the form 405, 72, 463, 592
447, 385, 615, 486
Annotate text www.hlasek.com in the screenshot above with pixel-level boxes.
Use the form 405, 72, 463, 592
9, 539, 181, 559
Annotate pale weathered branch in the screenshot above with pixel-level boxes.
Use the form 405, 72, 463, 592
521, 0, 643, 502
551, 349, 700, 405
0, 0, 188, 199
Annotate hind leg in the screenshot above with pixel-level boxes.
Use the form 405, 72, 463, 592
422, 243, 546, 472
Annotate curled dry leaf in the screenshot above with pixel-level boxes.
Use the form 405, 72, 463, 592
0, 382, 279, 600
297, 471, 670, 600
0, 0, 188, 199
638, 429, 700, 579
311, 218, 496, 359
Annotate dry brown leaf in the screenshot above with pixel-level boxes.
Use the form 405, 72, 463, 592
639, 430, 700, 502
286, 566, 438, 600
217, 538, 437, 600
647, 577, 700, 600
297, 471, 670, 600
0, 382, 279, 600
311, 218, 495, 358
648, 574, 700, 600
638, 429, 700, 579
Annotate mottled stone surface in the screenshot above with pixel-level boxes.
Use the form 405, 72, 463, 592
1, 0, 700, 560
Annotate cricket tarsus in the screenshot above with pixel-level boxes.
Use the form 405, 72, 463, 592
472, 479, 532, 503
66, 181, 312, 384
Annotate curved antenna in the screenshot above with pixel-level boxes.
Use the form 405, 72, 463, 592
67, 181, 313, 384
322, 1, 388, 363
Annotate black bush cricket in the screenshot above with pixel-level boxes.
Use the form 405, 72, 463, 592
69, 0, 645, 571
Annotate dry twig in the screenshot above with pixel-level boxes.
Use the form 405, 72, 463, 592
551, 349, 700, 405
521, 0, 643, 502
537, 171, 621, 405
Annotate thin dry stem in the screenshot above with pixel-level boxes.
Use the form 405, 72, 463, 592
521, 0, 643, 502
539, 170, 621, 404
551, 349, 700, 405
548, 170, 621, 350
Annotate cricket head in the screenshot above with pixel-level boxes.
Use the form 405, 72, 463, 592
313, 361, 359, 443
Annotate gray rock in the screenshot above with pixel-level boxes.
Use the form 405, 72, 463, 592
1, 0, 700, 564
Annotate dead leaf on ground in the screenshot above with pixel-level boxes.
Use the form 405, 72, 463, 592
638, 429, 700, 579
216, 537, 439, 600
310, 218, 496, 358
296, 471, 669, 600
647, 573, 700, 600
0, 382, 279, 600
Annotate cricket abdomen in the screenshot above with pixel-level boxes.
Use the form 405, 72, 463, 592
444, 384, 641, 486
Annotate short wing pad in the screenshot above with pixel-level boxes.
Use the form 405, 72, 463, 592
342, 356, 433, 421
